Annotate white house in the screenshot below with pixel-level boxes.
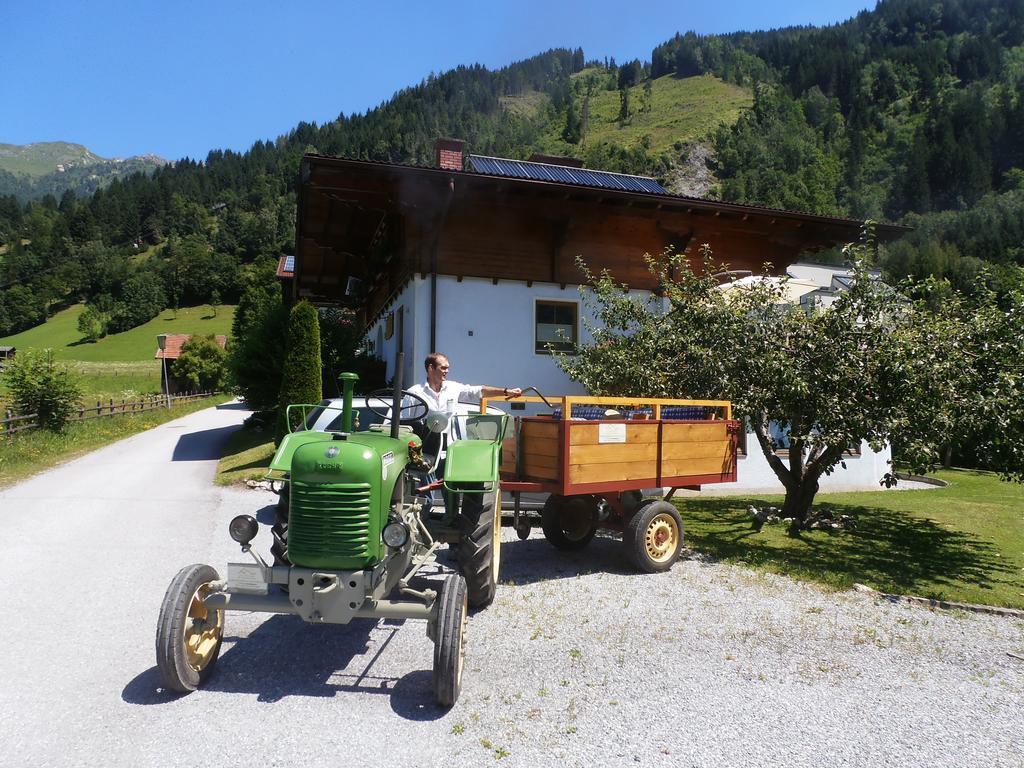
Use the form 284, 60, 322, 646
295, 141, 908, 492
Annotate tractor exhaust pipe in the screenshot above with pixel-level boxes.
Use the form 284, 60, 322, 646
391, 352, 404, 439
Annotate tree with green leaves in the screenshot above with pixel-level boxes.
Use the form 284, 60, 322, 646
0, 284, 45, 334
275, 300, 322, 444
2, 349, 82, 431
557, 229, 1012, 530
107, 270, 166, 333
172, 334, 227, 392
228, 260, 287, 416
76, 304, 107, 341
898, 276, 1024, 479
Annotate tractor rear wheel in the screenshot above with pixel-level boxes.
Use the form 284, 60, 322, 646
155, 564, 224, 693
457, 489, 501, 609
541, 494, 598, 550
623, 500, 684, 573
433, 574, 468, 707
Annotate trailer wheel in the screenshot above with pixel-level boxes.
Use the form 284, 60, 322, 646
624, 500, 684, 573
541, 494, 598, 550
433, 574, 468, 707
457, 489, 501, 608
155, 564, 224, 693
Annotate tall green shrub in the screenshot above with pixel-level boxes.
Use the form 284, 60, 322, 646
2, 349, 83, 431
275, 300, 322, 444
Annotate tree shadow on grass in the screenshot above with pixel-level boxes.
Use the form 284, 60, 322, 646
679, 498, 1017, 600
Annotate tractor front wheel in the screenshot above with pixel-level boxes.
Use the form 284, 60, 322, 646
155, 564, 224, 693
623, 500, 684, 573
457, 489, 501, 608
433, 574, 468, 707
271, 483, 291, 567
541, 494, 598, 550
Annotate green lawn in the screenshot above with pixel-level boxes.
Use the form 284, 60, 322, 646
215, 424, 276, 486
676, 469, 1024, 609
0, 304, 235, 400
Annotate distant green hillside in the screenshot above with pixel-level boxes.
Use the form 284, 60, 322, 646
0, 304, 234, 362
534, 73, 752, 158
0, 142, 104, 178
0, 142, 166, 202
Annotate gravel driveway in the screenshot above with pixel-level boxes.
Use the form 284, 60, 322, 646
2, 403, 1021, 768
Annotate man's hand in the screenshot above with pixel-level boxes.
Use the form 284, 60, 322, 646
503, 387, 523, 399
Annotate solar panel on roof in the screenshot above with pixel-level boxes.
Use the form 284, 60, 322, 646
284, 255, 295, 272
468, 155, 667, 195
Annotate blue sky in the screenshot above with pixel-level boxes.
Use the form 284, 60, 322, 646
1, 1, 873, 162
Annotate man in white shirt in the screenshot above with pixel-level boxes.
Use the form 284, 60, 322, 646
406, 352, 522, 415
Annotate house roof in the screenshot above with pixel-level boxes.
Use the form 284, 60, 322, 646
297, 152, 912, 314
0, 346, 15, 353
154, 334, 227, 360
719, 275, 823, 303
300, 152, 911, 235
277, 254, 295, 278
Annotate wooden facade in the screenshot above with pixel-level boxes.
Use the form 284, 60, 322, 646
296, 151, 908, 325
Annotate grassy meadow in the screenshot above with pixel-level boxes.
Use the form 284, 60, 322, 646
676, 469, 1024, 609
522, 72, 752, 158
0, 304, 235, 400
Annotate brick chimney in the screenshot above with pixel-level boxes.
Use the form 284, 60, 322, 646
435, 138, 465, 171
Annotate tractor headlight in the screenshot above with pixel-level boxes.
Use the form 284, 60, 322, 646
229, 515, 259, 545
382, 521, 410, 548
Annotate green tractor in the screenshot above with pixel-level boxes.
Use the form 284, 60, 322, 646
155, 369, 507, 707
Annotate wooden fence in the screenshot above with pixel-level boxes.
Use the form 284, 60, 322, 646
1, 391, 219, 438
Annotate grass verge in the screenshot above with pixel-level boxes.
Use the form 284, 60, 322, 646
0, 394, 232, 489
676, 469, 1024, 609
215, 424, 276, 486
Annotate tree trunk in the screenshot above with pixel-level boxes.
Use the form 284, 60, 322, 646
781, 476, 820, 535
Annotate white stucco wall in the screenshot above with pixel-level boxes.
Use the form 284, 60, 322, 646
368, 275, 627, 394
363, 275, 892, 491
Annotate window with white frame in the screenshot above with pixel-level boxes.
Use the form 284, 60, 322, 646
535, 300, 577, 354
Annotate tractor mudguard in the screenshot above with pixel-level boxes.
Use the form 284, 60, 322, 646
267, 430, 334, 477
443, 440, 501, 493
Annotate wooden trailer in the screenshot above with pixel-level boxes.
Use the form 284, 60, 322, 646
481, 394, 740, 572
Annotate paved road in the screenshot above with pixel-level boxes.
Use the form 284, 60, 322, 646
2, 402, 1022, 768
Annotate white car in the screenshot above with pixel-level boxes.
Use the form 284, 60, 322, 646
303, 396, 504, 434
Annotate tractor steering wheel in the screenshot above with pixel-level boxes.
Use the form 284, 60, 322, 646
365, 389, 430, 423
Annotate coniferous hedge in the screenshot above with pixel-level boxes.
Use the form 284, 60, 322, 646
275, 300, 322, 444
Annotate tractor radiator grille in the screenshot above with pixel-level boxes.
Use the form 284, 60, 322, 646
289, 482, 372, 561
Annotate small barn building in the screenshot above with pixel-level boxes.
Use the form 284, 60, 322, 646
154, 334, 227, 395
